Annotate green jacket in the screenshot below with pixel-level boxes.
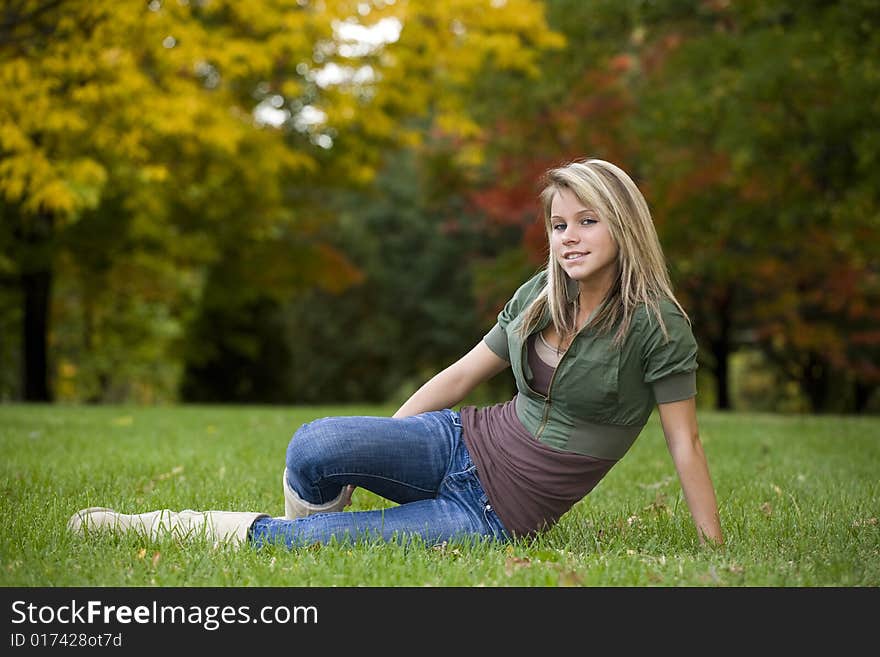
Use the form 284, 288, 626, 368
483, 273, 698, 460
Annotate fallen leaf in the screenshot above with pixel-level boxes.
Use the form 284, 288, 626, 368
504, 556, 531, 576
558, 570, 583, 586
699, 565, 721, 584
156, 466, 184, 481
852, 517, 878, 528
708, 565, 720, 583
643, 490, 670, 515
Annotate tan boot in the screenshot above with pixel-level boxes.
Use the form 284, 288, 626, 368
68, 507, 268, 547
282, 468, 347, 519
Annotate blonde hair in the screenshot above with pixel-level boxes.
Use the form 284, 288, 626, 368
518, 158, 688, 345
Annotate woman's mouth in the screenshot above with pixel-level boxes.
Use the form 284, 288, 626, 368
563, 252, 588, 261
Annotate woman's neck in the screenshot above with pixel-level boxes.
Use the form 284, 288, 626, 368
576, 280, 613, 321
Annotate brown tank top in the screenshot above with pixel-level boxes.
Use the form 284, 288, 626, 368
459, 334, 617, 537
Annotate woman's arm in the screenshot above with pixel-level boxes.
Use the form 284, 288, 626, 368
339, 342, 508, 505
657, 397, 723, 546
393, 341, 510, 418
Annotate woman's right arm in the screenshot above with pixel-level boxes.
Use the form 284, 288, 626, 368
393, 341, 510, 418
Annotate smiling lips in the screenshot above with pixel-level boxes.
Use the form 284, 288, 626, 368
563, 251, 589, 261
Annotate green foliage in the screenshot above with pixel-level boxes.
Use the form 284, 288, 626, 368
459, 0, 880, 412
279, 149, 496, 403
2, 404, 878, 586
2, 0, 878, 412
180, 297, 294, 404
0, 0, 562, 402
629, 0, 880, 411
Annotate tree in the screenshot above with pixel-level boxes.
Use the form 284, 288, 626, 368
0, 1, 319, 399
449, 0, 638, 335
177, 0, 566, 403
436, 0, 880, 412
0, 0, 563, 402
631, 0, 880, 411
268, 148, 488, 403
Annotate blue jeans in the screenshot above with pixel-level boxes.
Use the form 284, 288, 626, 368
249, 409, 510, 548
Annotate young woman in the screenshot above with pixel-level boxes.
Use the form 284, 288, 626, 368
69, 158, 723, 548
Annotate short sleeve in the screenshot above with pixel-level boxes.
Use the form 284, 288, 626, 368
483, 323, 509, 361
481, 273, 545, 363
641, 302, 699, 404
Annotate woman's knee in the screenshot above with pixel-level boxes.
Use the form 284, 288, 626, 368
286, 420, 314, 471
285, 417, 344, 474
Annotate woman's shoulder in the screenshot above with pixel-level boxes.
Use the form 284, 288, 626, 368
494, 271, 547, 327
508, 270, 547, 305
631, 296, 689, 322
630, 297, 694, 341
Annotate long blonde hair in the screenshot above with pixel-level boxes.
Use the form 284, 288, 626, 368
518, 158, 688, 345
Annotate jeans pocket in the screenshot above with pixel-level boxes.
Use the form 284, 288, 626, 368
442, 464, 478, 491
447, 408, 462, 428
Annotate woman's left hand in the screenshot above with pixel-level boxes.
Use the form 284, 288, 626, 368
342, 485, 356, 508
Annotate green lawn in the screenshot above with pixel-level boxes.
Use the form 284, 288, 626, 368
1, 404, 877, 586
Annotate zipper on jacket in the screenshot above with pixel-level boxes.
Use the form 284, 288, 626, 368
534, 338, 571, 440
534, 312, 597, 439
531, 302, 606, 440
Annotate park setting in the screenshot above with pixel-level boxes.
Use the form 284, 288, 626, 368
1, 0, 878, 587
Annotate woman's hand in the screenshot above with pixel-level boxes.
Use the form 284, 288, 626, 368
342, 484, 356, 508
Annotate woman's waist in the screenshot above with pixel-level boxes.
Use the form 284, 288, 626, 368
513, 393, 644, 460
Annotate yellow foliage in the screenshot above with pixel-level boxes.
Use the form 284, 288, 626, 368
1, 0, 560, 223
25, 179, 77, 216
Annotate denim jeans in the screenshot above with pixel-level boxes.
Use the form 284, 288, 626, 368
249, 409, 510, 548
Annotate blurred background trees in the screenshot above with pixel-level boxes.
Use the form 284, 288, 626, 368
1, 0, 877, 413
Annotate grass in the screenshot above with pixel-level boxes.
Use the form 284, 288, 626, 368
1, 403, 878, 587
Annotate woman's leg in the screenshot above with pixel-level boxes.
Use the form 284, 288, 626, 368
68, 508, 267, 546
251, 409, 510, 548
283, 410, 459, 507
68, 409, 510, 549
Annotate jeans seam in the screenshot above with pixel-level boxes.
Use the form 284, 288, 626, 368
440, 429, 462, 483
484, 507, 508, 540
324, 471, 437, 495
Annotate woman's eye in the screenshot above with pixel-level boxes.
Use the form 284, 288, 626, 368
552, 223, 565, 231
581, 217, 597, 225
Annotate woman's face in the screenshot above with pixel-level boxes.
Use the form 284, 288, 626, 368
549, 187, 619, 290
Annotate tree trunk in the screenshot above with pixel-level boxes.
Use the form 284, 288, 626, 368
711, 337, 731, 410
853, 381, 874, 414
800, 352, 830, 413
711, 287, 733, 410
22, 269, 52, 401
20, 211, 54, 402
